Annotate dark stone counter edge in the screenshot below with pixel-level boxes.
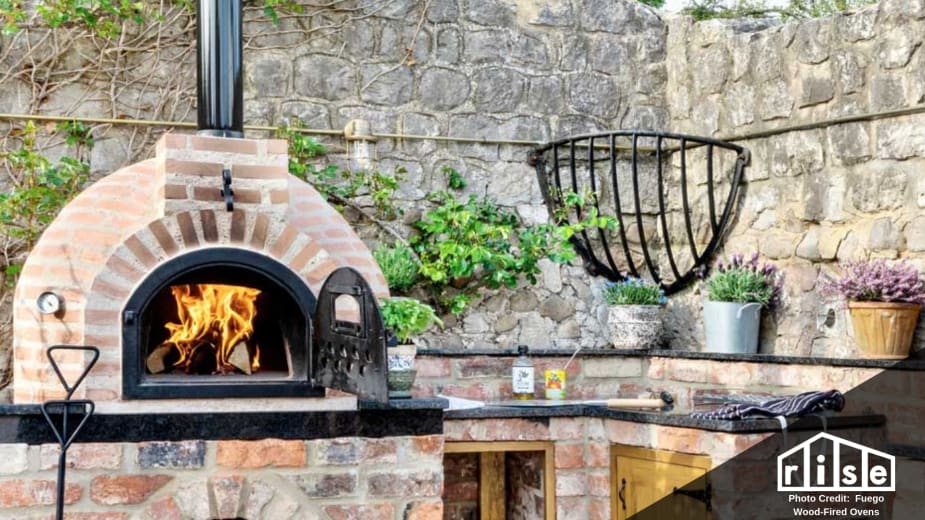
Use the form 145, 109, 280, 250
444, 405, 886, 433
0, 401, 444, 444
887, 443, 925, 461
417, 348, 925, 371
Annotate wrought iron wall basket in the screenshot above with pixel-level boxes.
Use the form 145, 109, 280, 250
529, 131, 750, 294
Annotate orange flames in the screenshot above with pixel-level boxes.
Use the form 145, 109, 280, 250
163, 284, 262, 374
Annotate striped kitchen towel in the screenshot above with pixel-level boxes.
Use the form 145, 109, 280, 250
690, 390, 845, 421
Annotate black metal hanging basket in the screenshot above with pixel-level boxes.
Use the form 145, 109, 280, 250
529, 131, 750, 294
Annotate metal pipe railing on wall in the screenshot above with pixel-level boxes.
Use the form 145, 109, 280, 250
3, 103, 925, 148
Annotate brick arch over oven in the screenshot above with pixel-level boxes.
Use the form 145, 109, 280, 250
12, 133, 389, 404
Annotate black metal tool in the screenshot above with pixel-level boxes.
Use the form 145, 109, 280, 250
42, 345, 99, 520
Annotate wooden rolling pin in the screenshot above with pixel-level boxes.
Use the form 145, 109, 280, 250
588, 391, 674, 409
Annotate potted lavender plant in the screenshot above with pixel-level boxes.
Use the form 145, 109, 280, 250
822, 259, 925, 359
703, 253, 783, 354
602, 278, 667, 349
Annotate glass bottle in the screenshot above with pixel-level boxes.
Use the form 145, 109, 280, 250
512, 345, 535, 400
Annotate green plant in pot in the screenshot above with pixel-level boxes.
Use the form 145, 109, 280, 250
821, 259, 925, 359
703, 253, 783, 354
602, 278, 667, 349
380, 297, 443, 398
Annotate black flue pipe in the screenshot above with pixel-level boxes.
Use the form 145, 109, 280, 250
196, 0, 243, 137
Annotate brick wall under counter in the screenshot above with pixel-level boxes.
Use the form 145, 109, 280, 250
443, 416, 771, 520
0, 435, 444, 519
415, 352, 925, 447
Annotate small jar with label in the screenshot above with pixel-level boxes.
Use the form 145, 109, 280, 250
512, 345, 535, 400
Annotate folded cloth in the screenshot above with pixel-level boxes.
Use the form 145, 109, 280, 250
690, 390, 845, 421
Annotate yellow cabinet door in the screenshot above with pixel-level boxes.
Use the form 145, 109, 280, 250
612, 446, 711, 520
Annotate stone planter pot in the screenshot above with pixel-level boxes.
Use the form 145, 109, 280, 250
387, 369, 417, 399
848, 301, 921, 359
702, 301, 762, 354
607, 305, 664, 349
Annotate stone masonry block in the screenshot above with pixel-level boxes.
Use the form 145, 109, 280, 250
0, 445, 28, 475
288, 472, 358, 498
41, 443, 123, 470
583, 358, 644, 378
137, 440, 205, 469
217, 439, 306, 468
367, 470, 443, 497
0, 479, 82, 508
90, 475, 172, 505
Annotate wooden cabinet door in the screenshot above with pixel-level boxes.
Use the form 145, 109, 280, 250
612, 446, 711, 520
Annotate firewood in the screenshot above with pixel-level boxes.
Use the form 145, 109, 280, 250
228, 341, 252, 375
146, 343, 179, 374
187, 342, 217, 374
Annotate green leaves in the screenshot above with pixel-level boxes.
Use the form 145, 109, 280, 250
682, 0, 876, 21
380, 297, 443, 343
0, 0, 306, 36
278, 123, 403, 219
373, 244, 419, 294
408, 173, 617, 314
0, 120, 92, 286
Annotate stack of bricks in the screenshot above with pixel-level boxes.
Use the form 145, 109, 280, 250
12, 132, 387, 405
0, 435, 443, 519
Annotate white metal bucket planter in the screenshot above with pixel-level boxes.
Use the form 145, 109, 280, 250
703, 301, 762, 354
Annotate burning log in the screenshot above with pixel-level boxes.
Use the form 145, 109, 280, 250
227, 341, 253, 375
186, 342, 218, 374
146, 343, 180, 374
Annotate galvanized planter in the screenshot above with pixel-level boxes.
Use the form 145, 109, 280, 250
607, 305, 664, 349
702, 301, 762, 354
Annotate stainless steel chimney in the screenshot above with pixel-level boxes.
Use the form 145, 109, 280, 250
196, 0, 243, 138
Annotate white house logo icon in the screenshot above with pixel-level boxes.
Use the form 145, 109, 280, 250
777, 432, 895, 492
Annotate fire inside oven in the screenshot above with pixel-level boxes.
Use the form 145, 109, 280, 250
122, 248, 320, 399
143, 281, 291, 379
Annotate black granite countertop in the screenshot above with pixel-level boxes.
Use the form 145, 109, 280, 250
417, 348, 925, 370
444, 404, 886, 433
0, 399, 445, 444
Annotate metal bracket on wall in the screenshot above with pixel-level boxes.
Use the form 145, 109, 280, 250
220, 168, 234, 211
530, 130, 750, 294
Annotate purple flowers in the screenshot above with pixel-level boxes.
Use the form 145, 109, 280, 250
707, 253, 784, 309
821, 259, 925, 305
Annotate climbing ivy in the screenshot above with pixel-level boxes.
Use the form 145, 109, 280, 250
409, 169, 617, 314
0, 0, 303, 37
682, 0, 876, 21
278, 123, 404, 220
0, 121, 93, 285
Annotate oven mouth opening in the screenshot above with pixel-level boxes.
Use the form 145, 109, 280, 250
122, 248, 322, 399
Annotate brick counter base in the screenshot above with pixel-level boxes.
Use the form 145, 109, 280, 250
0, 435, 443, 519
444, 416, 769, 520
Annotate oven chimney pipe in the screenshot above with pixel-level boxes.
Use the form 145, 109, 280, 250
196, 0, 244, 138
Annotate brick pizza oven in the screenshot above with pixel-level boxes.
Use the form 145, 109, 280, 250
10, 0, 388, 407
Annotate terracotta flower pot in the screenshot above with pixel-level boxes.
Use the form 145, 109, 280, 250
848, 301, 921, 359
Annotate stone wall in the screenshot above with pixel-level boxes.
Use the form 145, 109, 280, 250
0, 435, 444, 519
663, 1, 925, 356
5, 0, 925, 368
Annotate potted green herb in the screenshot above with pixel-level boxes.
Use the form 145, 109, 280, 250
703, 253, 783, 354
602, 278, 667, 349
821, 259, 925, 359
372, 244, 419, 294
380, 297, 443, 398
